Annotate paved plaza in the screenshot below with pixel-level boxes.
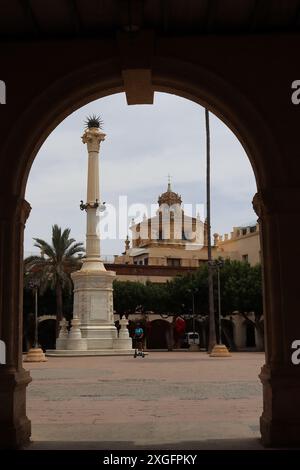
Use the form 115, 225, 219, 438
24, 351, 265, 450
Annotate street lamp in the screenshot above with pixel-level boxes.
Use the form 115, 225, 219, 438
187, 288, 199, 350
29, 279, 39, 349
208, 259, 231, 357
24, 277, 47, 363
209, 260, 223, 344
205, 109, 217, 353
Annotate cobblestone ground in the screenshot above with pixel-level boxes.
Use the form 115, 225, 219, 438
24, 351, 265, 449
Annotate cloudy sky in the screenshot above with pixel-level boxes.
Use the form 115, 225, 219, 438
24, 92, 257, 257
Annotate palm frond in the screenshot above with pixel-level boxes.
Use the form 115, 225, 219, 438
27, 225, 84, 313
33, 238, 56, 259
24, 255, 45, 265
24, 255, 50, 273
64, 242, 85, 258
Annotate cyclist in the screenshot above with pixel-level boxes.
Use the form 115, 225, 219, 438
134, 323, 145, 358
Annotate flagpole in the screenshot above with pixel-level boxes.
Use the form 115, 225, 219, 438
205, 109, 216, 352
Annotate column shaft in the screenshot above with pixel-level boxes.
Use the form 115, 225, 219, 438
81, 127, 105, 266
86, 151, 100, 204
253, 190, 300, 446
86, 208, 100, 258
0, 195, 32, 448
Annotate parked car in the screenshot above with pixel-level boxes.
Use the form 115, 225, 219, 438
181, 332, 200, 348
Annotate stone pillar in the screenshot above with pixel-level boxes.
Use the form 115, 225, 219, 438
81, 126, 105, 271
253, 190, 300, 446
232, 314, 246, 350
254, 318, 264, 351
0, 196, 32, 448
114, 317, 133, 350
67, 316, 87, 350
70, 125, 118, 350
56, 318, 69, 350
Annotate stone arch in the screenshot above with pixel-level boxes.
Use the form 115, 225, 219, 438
0, 57, 283, 197
245, 321, 256, 348
0, 50, 297, 448
146, 319, 170, 349
38, 319, 56, 351
37, 315, 56, 324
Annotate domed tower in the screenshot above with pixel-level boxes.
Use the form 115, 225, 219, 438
157, 179, 182, 207
130, 178, 206, 248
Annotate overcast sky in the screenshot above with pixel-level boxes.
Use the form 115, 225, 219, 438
24, 92, 257, 257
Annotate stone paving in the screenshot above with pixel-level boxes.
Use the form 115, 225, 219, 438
23, 351, 265, 449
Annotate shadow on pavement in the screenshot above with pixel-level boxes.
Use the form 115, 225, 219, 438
25, 438, 267, 450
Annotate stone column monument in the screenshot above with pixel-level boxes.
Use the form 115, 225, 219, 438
48, 116, 133, 355
71, 117, 118, 350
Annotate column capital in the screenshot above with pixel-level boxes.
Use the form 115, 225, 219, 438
0, 195, 31, 224
81, 127, 106, 153
253, 188, 300, 218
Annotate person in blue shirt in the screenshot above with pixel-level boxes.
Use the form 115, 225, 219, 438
134, 323, 145, 358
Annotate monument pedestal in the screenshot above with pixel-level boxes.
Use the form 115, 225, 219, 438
72, 265, 117, 350
47, 261, 134, 356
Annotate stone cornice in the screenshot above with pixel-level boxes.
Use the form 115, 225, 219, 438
253, 189, 300, 218
0, 195, 31, 224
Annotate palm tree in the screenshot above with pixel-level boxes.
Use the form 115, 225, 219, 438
24, 225, 84, 338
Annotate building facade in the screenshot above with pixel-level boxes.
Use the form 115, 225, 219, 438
214, 223, 260, 266
113, 184, 261, 283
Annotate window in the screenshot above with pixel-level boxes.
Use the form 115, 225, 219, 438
250, 226, 256, 233
167, 258, 181, 267
242, 254, 248, 262
144, 258, 149, 265
242, 228, 247, 235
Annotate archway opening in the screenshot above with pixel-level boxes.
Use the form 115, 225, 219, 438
21, 88, 265, 449
246, 322, 256, 348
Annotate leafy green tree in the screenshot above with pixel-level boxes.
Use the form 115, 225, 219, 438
113, 280, 147, 315
218, 259, 263, 343
143, 281, 172, 313
113, 280, 173, 316
24, 225, 84, 337
112, 260, 263, 347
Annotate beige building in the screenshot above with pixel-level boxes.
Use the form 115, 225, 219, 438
113, 184, 261, 282
214, 223, 260, 266
115, 182, 210, 272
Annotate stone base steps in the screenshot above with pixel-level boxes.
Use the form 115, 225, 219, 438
45, 349, 135, 357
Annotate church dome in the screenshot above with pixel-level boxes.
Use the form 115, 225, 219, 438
158, 181, 182, 206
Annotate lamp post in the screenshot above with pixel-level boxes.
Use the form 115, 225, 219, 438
209, 259, 231, 357
217, 262, 222, 345
188, 288, 199, 350
24, 278, 47, 362
205, 109, 217, 352
210, 260, 223, 345
29, 279, 39, 349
